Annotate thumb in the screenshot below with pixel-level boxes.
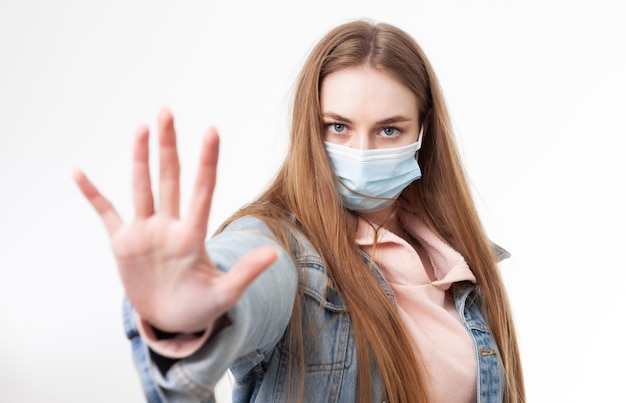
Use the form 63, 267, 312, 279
221, 246, 280, 303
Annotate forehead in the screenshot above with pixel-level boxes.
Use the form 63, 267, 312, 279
320, 66, 418, 119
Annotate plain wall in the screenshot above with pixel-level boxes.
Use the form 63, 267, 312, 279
1, 1, 624, 401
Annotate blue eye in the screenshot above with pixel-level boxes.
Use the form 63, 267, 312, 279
330, 123, 346, 133
381, 127, 399, 137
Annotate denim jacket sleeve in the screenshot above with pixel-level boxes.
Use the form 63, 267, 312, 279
123, 216, 299, 402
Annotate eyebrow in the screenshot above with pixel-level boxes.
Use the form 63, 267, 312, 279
321, 112, 413, 125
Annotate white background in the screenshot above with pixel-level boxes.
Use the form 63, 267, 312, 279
1, 1, 624, 402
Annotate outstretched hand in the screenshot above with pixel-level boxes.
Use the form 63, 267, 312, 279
74, 108, 278, 334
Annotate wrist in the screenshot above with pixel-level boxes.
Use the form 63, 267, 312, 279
136, 316, 213, 359
136, 313, 232, 359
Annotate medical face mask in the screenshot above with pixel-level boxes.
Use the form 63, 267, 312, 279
324, 131, 423, 212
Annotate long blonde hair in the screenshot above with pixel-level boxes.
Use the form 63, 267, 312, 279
219, 20, 525, 402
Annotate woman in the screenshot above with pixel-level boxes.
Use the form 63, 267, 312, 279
75, 19, 525, 402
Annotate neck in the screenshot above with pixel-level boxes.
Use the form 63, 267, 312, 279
359, 204, 404, 235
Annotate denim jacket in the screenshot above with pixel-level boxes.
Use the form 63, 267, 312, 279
123, 216, 507, 402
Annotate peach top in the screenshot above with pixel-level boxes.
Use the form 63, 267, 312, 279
356, 214, 477, 403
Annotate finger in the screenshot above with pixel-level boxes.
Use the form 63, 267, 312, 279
73, 169, 123, 236
157, 107, 181, 218
220, 247, 280, 305
133, 125, 154, 218
187, 127, 219, 236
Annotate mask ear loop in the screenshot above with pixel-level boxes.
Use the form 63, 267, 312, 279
416, 126, 424, 150
416, 109, 432, 152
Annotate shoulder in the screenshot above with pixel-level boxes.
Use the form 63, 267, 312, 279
221, 215, 273, 234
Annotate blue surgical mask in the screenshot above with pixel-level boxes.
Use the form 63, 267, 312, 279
324, 132, 423, 212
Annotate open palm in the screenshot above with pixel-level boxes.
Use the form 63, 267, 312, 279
74, 108, 277, 334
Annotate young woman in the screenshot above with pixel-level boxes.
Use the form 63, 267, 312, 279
75, 19, 525, 402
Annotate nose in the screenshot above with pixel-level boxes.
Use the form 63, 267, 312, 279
347, 133, 371, 150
